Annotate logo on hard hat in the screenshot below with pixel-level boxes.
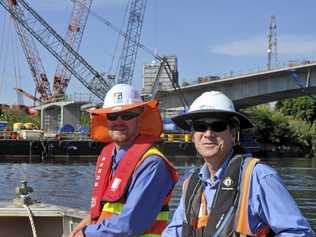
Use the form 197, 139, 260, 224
113, 92, 123, 104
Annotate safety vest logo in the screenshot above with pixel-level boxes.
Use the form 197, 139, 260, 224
111, 177, 122, 191
222, 177, 234, 190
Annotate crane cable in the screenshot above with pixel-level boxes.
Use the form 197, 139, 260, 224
0, 13, 11, 94
9, 16, 23, 105
69, 0, 158, 61
111, 0, 130, 75
68, 0, 188, 109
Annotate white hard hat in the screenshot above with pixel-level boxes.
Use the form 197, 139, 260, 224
189, 91, 236, 113
172, 91, 253, 130
102, 84, 143, 112
87, 84, 163, 142
88, 84, 150, 115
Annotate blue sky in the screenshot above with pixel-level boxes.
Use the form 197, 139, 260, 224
1, 0, 316, 105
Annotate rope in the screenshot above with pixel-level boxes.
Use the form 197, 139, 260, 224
23, 203, 38, 237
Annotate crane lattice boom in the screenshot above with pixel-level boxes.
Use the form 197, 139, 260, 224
0, 0, 111, 100
6, 0, 51, 100
117, 0, 147, 84
53, 0, 93, 97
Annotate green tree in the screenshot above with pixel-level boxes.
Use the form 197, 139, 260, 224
289, 120, 316, 157
275, 96, 316, 123
245, 105, 292, 145
0, 110, 40, 129
80, 111, 90, 126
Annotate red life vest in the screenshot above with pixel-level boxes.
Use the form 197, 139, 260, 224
90, 135, 179, 235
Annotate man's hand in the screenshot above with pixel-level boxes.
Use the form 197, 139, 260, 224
68, 215, 91, 237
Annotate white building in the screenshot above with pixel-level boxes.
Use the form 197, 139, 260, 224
142, 55, 178, 96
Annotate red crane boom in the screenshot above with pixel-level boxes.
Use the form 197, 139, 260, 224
53, 0, 93, 97
0, 0, 111, 100
6, 0, 51, 100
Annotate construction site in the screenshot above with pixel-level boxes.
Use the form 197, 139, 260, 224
0, 0, 197, 162
0, 0, 286, 162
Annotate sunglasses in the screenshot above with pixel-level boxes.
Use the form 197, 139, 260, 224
106, 110, 142, 121
192, 121, 228, 133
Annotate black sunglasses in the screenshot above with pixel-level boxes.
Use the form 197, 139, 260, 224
192, 121, 228, 133
107, 111, 142, 121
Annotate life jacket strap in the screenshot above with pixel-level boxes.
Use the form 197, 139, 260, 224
235, 158, 260, 235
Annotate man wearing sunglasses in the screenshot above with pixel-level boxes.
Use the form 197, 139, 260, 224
163, 91, 314, 236
69, 84, 178, 237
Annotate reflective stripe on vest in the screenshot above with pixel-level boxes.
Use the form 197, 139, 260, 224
101, 202, 169, 221
182, 155, 272, 237
97, 146, 177, 236
235, 158, 260, 235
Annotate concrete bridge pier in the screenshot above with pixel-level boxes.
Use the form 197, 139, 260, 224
37, 101, 87, 133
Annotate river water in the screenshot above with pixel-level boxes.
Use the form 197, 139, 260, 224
0, 156, 315, 231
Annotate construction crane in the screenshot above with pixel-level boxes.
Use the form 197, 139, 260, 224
117, 0, 147, 84
6, 0, 52, 100
151, 56, 188, 110
53, 0, 93, 97
8, 0, 93, 102
14, 88, 39, 102
74, 0, 188, 109
0, 0, 112, 100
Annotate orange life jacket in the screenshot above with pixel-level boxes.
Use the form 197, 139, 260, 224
90, 135, 179, 236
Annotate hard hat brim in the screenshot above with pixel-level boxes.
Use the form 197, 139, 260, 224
88, 100, 163, 143
87, 101, 150, 115
172, 109, 254, 131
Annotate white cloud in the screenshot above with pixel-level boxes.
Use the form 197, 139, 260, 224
209, 34, 316, 57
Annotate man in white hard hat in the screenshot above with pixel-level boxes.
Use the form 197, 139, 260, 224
163, 91, 314, 236
70, 84, 178, 237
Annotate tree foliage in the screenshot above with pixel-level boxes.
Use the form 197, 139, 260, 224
245, 105, 292, 145
275, 96, 316, 123
0, 109, 40, 129
289, 120, 316, 156
244, 99, 316, 157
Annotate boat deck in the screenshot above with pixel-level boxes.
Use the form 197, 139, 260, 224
0, 201, 87, 237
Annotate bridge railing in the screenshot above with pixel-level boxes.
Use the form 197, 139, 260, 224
183, 60, 315, 87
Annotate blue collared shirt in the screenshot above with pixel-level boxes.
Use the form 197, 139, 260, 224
84, 141, 174, 237
163, 155, 315, 237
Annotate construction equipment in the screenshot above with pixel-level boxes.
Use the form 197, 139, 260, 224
74, 1, 188, 110
7, 0, 93, 102
14, 88, 39, 102
2, 0, 187, 110
117, 0, 147, 85
6, 0, 52, 101
52, 0, 93, 98
151, 56, 188, 110
0, 0, 112, 100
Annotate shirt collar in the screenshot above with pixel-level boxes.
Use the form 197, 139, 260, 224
111, 136, 138, 170
198, 149, 234, 187
111, 136, 137, 157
